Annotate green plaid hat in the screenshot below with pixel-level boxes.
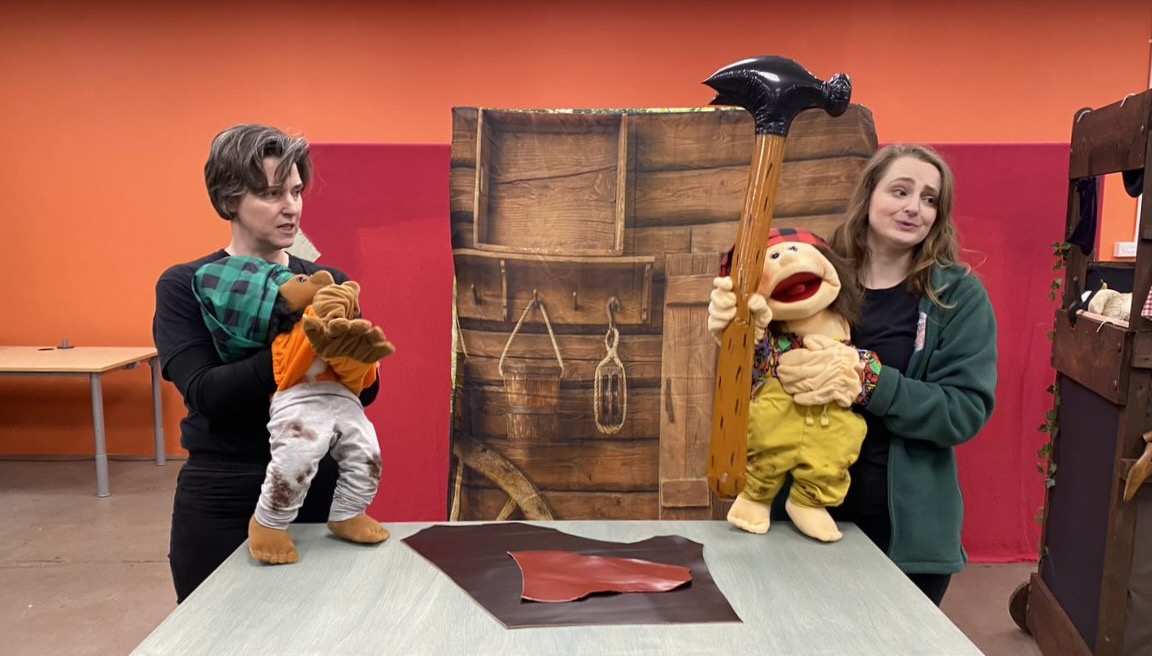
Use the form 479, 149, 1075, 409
193, 256, 296, 362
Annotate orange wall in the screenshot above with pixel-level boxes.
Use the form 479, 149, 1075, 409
2, 1, 1150, 456
1098, 171, 1145, 261
1101, 22, 1152, 261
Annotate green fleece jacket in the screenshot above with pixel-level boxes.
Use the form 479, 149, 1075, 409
863, 264, 997, 574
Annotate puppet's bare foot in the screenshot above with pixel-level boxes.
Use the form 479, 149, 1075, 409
785, 497, 842, 542
328, 514, 390, 544
248, 516, 299, 564
727, 493, 771, 534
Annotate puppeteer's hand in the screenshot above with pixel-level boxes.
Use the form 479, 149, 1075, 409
707, 277, 772, 344
776, 337, 864, 408
303, 316, 395, 364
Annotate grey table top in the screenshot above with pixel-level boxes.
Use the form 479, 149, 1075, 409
133, 521, 983, 656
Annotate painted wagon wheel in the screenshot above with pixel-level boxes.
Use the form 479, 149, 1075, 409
449, 435, 554, 521
1008, 581, 1030, 634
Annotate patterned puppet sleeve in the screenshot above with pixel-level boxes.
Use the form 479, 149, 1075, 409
750, 333, 803, 398
856, 349, 883, 406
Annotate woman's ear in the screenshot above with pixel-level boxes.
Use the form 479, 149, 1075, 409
222, 198, 237, 220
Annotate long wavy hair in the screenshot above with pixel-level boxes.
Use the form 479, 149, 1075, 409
829, 144, 965, 307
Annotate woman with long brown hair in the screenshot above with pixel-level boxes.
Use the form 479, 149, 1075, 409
795, 144, 997, 605
709, 144, 998, 605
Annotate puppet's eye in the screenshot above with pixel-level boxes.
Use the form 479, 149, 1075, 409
789, 246, 798, 252
296, 275, 308, 283
770, 252, 781, 260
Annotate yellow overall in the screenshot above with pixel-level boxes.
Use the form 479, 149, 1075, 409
744, 377, 867, 508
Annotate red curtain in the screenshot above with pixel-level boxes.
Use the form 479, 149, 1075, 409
306, 144, 453, 521
931, 143, 1067, 562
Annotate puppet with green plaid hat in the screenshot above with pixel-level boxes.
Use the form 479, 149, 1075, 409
192, 255, 302, 362
191, 254, 395, 565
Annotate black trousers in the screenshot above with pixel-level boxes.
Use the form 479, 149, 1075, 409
845, 511, 952, 606
774, 477, 953, 606
169, 455, 339, 603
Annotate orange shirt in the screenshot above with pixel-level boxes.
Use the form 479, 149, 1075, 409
271, 306, 378, 394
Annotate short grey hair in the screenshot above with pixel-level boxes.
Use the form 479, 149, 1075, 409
204, 124, 312, 220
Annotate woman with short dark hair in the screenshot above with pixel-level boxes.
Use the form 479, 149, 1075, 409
153, 124, 381, 602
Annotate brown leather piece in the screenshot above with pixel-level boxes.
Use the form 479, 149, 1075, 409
402, 522, 741, 628
508, 550, 692, 603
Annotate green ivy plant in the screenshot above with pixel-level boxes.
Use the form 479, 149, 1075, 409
1036, 241, 1070, 523
1036, 382, 1059, 488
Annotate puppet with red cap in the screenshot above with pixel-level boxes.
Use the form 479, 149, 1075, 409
708, 228, 878, 542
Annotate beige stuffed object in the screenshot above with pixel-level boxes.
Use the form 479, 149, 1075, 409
1087, 282, 1132, 323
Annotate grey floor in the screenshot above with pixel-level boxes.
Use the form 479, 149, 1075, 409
0, 460, 1042, 656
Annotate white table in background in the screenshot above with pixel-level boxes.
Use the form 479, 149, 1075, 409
0, 346, 165, 496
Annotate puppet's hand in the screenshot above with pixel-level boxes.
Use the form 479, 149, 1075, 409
304, 316, 395, 363
747, 293, 772, 343
776, 340, 863, 408
707, 277, 736, 344
707, 277, 772, 344
795, 333, 841, 351
312, 281, 362, 322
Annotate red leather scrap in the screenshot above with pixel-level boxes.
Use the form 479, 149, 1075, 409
508, 550, 692, 603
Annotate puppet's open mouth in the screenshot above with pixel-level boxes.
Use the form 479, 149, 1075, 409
770, 272, 823, 303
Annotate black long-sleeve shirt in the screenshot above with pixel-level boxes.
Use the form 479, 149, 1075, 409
837, 283, 919, 521
153, 249, 379, 462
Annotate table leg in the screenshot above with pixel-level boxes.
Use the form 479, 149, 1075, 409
90, 373, 110, 497
150, 357, 166, 465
